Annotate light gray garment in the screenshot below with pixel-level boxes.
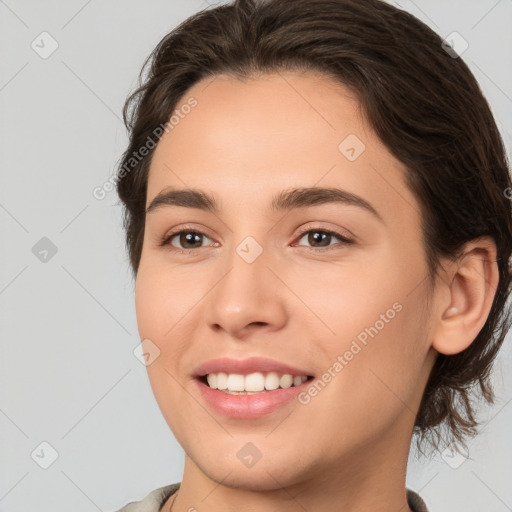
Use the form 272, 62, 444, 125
115, 482, 429, 511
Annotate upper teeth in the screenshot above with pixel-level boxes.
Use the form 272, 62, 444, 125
206, 372, 308, 392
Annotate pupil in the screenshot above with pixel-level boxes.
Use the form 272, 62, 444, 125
309, 231, 330, 247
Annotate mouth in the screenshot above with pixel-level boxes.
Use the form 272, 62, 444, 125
192, 357, 317, 419
192, 356, 315, 418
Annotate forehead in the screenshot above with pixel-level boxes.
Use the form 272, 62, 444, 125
146, 71, 418, 225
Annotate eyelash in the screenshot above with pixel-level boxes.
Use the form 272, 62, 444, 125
159, 225, 354, 255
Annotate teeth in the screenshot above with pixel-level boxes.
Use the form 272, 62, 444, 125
293, 375, 303, 386
227, 373, 245, 391
245, 372, 265, 391
206, 372, 308, 392
280, 374, 293, 388
217, 372, 228, 390
265, 371, 280, 390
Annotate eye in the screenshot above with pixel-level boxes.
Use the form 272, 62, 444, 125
160, 229, 215, 253
159, 226, 354, 254
293, 227, 354, 251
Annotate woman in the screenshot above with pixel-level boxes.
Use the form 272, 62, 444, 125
114, 0, 512, 510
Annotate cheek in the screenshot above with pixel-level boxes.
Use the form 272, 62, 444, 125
289, 251, 430, 419
134, 255, 200, 342
135, 263, 194, 436
316, 292, 430, 437
284, 251, 403, 346
134, 258, 205, 407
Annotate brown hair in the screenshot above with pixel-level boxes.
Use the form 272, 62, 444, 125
115, 0, 512, 450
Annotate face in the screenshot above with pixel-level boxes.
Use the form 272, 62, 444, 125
135, 71, 438, 491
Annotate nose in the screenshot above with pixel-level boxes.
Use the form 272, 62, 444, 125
204, 244, 288, 340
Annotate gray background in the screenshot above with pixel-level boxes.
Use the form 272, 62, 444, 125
0, 1, 511, 511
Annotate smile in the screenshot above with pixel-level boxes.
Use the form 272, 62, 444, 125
205, 372, 309, 393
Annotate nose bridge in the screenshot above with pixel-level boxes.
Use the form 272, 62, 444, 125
205, 235, 287, 336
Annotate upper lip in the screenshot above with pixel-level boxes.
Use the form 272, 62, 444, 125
194, 357, 313, 377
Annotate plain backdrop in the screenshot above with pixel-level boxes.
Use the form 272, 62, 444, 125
0, 1, 511, 511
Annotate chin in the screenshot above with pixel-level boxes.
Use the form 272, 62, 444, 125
200, 461, 307, 492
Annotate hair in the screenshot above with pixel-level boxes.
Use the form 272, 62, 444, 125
115, 0, 512, 450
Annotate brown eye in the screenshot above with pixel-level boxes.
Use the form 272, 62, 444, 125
174, 232, 205, 249
161, 230, 213, 252
305, 231, 332, 247
295, 228, 354, 250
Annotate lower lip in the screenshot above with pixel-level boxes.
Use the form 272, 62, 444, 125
194, 378, 311, 419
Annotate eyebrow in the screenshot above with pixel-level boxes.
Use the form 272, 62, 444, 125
145, 186, 383, 221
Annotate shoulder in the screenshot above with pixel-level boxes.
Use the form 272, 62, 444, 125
114, 482, 180, 512
407, 488, 429, 512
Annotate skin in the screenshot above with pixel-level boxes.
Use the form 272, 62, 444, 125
134, 71, 498, 511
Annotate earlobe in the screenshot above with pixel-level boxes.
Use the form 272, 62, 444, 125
432, 237, 499, 356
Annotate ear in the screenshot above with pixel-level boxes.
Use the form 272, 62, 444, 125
432, 236, 499, 356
